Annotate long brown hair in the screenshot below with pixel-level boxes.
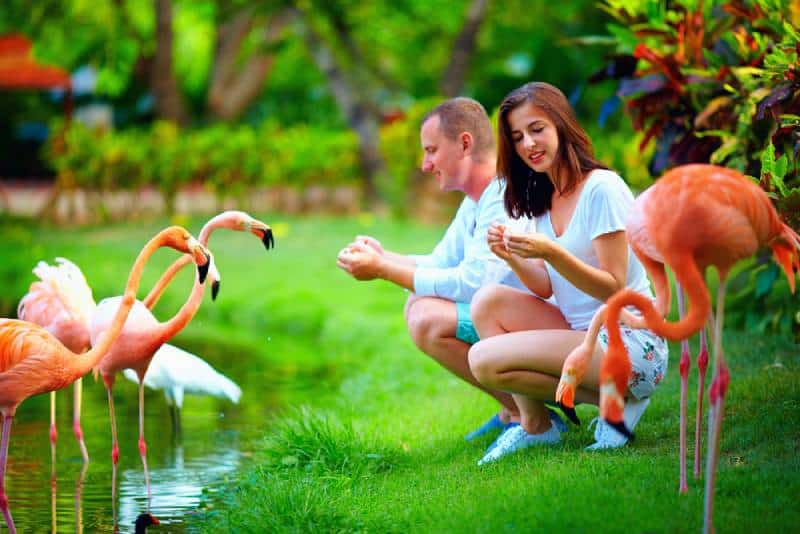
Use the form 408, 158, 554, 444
497, 82, 608, 218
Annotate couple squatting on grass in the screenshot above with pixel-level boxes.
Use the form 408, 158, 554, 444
336, 85, 667, 465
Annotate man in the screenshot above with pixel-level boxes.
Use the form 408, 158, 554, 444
337, 97, 545, 441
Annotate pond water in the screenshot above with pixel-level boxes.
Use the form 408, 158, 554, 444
2, 358, 330, 533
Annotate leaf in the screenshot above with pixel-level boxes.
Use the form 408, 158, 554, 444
755, 264, 778, 298
774, 153, 788, 181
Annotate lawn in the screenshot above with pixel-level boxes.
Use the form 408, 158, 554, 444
1, 212, 798, 533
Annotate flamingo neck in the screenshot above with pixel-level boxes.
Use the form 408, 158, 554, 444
156, 274, 206, 346
75, 229, 175, 376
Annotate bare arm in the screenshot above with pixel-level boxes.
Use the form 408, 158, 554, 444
505, 230, 628, 301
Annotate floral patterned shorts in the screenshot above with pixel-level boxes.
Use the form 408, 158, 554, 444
597, 325, 669, 400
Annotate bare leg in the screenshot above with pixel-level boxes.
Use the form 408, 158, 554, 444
694, 326, 709, 479
469, 329, 603, 432
703, 280, 730, 534
405, 294, 518, 416
676, 286, 690, 494
73, 378, 89, 462
50, 392, 58, 477
138, 381, 151, 505
470, 285, 571, 423
1, 414, 17, 534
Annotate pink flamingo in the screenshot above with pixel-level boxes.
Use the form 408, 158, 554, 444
0, 226, 210, 534
142, 210, 273, 310
562, 164, 798, 533
17, 258, 95, 465
90, 212, 271, 500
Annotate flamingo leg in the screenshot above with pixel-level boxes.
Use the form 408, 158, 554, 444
694, 326, 709, 479
50, 391, 58, 476
106, 385, 120, 507
51, 470, 57, 533
73, 378, 89, 463
1, 414, 17, 534
703, 280, 730, 534
676, 286, 691, 494
75, 462, 87, 534
139, 380, 151, 505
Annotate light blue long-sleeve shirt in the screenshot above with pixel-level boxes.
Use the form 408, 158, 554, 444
410, 179, 524, 303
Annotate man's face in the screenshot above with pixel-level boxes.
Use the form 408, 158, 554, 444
420, 115, 466, 192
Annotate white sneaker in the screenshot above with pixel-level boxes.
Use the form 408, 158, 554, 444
478, 422, 561, 465
585, 397, 651, 450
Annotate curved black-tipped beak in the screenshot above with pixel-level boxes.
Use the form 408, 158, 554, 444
606, 419, 634, 441
262, 228, 275, 250
557, 402, 581, 426
197, 254, 210, 284
211, 279, 221, 301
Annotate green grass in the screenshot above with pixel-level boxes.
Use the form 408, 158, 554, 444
1, 213, 797, 533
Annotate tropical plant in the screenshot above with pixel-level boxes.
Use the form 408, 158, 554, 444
585, 0, 799, 336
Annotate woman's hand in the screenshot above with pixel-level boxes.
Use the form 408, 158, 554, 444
505, 231, 556, 260
487, 222, 514, 262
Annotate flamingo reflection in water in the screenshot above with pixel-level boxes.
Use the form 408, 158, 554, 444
115, 445, 242, 530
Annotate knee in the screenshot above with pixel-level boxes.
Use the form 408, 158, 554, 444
468, 341, 497, 387
406, 300, 446, 350
470, 284, 505, 331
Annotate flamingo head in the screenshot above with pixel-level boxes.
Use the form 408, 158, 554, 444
555, 370, 581, 425
134, 512, 160, 532
208, 253, 222, 301
599, 380, 633, 440
216, 211, 275, 250
162, 227, 211, 284
244, 216, 274, 250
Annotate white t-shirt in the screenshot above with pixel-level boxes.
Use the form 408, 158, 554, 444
410, 179, 526, 303
536, 169, 653, 331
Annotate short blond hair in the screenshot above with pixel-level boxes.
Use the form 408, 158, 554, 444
422, 97, 495, 158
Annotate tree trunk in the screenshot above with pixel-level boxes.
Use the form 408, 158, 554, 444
152, 0, 189, 125
295, 11, 385, 206
207, 9, 291, 120
439, 0, 489, 97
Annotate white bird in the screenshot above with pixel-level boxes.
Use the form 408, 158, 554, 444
123, 344, 242, 432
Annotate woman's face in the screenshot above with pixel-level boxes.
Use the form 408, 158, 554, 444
507, 102, 559, 175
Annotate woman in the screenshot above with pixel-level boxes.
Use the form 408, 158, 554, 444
468, 82, 668, 464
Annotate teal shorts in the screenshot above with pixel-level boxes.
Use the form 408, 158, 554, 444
455, 302, 480, 344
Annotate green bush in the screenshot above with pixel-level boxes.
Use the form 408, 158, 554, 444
42, 120, 361, 213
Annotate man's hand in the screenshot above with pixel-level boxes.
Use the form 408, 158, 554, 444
337, 242, 384, 281
355, 235, 384, 255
